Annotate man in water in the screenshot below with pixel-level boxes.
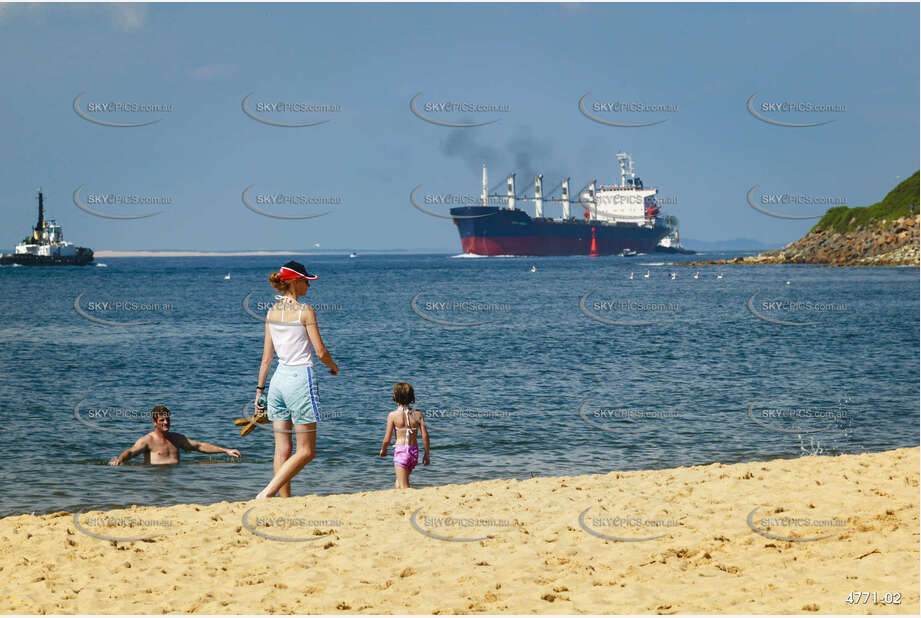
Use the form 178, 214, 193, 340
109, 405, 241, 465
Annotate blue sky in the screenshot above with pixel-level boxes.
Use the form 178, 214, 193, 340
0, 2, 917, 252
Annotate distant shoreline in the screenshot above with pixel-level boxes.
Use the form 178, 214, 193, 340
93, 250, 456, 258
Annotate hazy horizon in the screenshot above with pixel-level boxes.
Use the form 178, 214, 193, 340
1, 2, 917, 253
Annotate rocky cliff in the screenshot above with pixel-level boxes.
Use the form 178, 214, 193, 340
687, 172, 920, 267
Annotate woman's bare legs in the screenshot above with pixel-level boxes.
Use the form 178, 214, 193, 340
256, 422, 317, 499
272, 420, 293, 498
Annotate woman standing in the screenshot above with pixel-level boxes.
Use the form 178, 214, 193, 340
254, 261, 338, 499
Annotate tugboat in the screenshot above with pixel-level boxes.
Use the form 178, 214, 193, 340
654, 230, 695, 255
0, 189, 94, 266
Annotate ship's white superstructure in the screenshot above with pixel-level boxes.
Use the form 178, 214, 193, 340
584, 153, 658, 226
15, 220, 78, 257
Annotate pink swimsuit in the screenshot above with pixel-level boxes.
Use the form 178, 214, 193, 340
393, 407, 420, 471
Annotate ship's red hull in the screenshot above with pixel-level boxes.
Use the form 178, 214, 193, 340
460, 234, 658, 257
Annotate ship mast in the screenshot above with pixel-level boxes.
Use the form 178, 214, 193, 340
33, 188, 45, 242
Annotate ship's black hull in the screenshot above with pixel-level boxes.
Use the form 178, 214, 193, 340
450, 206, 669, 256
0, 248, 94, 266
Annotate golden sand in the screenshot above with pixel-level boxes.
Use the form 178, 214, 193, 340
1, 447, 917, 614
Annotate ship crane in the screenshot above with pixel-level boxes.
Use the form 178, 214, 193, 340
481, 164, 596, 221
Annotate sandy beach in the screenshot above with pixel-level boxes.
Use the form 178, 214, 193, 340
1, 447, 917, 614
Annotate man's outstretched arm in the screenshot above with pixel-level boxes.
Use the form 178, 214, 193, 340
172, 433, 241, 458
109, 436, 149, 466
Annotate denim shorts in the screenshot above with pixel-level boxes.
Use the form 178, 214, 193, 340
267, 363, 320, 424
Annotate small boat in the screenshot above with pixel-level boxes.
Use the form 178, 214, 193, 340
670, 272, 677, 280
693, 271, 699, 279
628, 272, 634, 280
620, 248, 637, 257
1, 189, 94, 266
224, 273, 231, 280
716, 273, 723, 279
96, 263, 108, 268
349, 252, 357, 258
643, 271, 650, 279
529, 265, 536, 272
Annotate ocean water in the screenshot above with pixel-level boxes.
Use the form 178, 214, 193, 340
0, 252, 918, 517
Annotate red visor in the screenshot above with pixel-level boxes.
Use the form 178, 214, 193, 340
279, 266, 318, 281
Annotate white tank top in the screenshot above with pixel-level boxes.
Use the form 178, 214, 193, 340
267, 297, 315, 366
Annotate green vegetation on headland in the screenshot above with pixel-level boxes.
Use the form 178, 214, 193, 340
811, 171, 920, 234
683, 171, 920, 266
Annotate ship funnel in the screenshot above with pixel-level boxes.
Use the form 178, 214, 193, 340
32, 189, 45, 242
37, 189, 44, 231
506, 174, 516, 211
534, 174, 543, 218
561, 178, 570, 219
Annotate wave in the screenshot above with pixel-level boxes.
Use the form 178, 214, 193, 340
449, 253, 522, 259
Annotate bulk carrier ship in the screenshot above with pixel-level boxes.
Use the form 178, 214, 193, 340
450, 153, 676, 256
0, 190, 94, 266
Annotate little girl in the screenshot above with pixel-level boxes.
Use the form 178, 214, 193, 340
379, 382, 430, 489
